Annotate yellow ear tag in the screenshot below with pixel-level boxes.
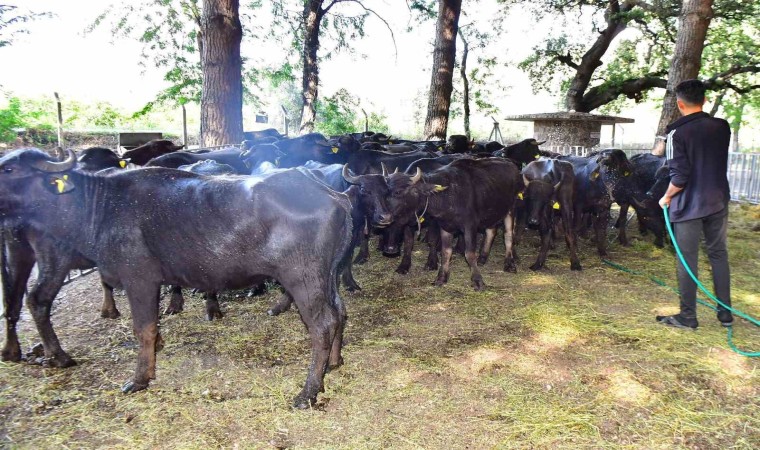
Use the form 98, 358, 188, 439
517, 192, 524, 200
624, 171, 631, 177
535, 154, 540, 159
63, 174, 69, 180
553, 201, 561, 210
433, 184, 447, 192
119, 160, 127, 168
331, 147, 339, 153
54, 178, 66, 193
591, 172, 599, 180
418, 217, 425, 224
388, 140, 393, 144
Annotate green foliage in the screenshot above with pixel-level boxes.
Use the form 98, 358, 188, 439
0, 97, 25, 142
313, 88, 389, 136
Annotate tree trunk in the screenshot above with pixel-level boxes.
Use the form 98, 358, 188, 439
655, 0, 714, 136
459, 30, 470, 139
729, 100, 744, 152
566, 2, 628, 112
300, 0, 323, 135
200, 0, 244, 147
708, 89, 726, 116
423, 0, 462, 140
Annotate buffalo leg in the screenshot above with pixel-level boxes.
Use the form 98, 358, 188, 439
328, 289, 347, 372
204, 292, 223, 321
26, 269, 76, 368
464, 228, 485, 290
477, 228, 497, 265
121, 283, 162, 394
341, 263, 361, 292
100, 278, 120, 319
282, 278, 341, 409
353, 223, 370, 265
434, 229, 454, 286
594, 209, 610, 257
617, 203, 630, 246
395, 226, 415, 274
424, 223, 440, 271
1, 230, 35, 362
503, 212, 518, 273
530, 222, 552, 271
563, 208, 582, 270
163, 285, 185, 315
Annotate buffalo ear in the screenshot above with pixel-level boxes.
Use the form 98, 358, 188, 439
44, 174, 76, 195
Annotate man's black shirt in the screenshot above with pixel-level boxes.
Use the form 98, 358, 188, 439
666, 111, 731, 223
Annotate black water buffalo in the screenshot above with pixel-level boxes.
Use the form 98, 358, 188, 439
494, 139, 546, 167
243, 128, 284, 142
444, 135, 473, 153
386, 158, 522, 289
122, 139, 184, 165
347, 149, 436, 175
145, 146, 250, 174
518, 159, 581, 271
178, 159, 237, 175
1, 147, 131, 367
619, 153, 665, 237
78, 147, 128, 171
275, 133, 359, 167
0, 149, 353, 409
630, 161, 670, 247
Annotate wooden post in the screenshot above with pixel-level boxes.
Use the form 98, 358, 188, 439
182, 104, 188, 147
281, 105, 288, 137
362, 109, 368, 132
54, 92, 64, 154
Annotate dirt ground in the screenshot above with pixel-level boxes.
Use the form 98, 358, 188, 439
1, 204, 759, 449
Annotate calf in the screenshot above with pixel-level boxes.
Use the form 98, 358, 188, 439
387, 158, 521, 290
0, 149, 353, 409
518, 159, 581, 271
146, 147, 250, 174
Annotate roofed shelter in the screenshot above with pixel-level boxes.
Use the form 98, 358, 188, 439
505, 112, 634, 151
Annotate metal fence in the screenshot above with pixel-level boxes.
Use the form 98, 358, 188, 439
729, 152, 760, 204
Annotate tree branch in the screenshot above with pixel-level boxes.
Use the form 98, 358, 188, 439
342, 0, 398, 62
580, 73, 667, 111
553, 51, 579, 70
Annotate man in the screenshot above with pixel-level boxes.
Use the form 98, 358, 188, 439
656, 79, 733, 329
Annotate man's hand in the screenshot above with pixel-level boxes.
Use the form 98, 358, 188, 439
659, 195, 671, 209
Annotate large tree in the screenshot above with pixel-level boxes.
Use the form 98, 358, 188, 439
511, 0, 760, 114
200, 0, 243, 146
423, 0, 462, 140
655, 0, 713, 135
0, 4, 51, 48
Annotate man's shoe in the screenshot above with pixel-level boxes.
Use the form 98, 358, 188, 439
717, 310, 734, 327
656, 314, 698, 330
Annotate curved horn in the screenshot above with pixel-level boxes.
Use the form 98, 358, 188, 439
342, 164, 361, 184
393, 166, 399, 174
554, 172, 564, 192
522, 174, 530, 187
535, 140, 546, 145
30, 148, 77, 173
410, 167, 423, 185
381, 162, 390, 177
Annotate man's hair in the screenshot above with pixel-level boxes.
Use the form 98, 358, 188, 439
675, 79, 706, 105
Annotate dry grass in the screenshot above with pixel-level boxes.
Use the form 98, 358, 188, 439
1, 203, 759, 449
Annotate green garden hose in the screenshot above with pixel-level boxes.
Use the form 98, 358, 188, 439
601, 206, 759, 357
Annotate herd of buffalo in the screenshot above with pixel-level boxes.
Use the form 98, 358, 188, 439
0, 129, 671, 408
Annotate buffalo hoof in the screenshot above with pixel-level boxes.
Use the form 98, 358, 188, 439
163, 305, 182, 316
477, 255, 488, 265
503, 262, 517, 274
433, 277, 448, 286
327, 356, 344, 373
44, 353, 77, 368
654, 238, 664, 248
345, 283, 361, 293
353, 254, 368, 265
471, 279, 486, 291
1, 343, 22, 362
597, 250, 608, 258
619, 240, 630, 247
292, 394, 317, 410
100, 308, 121, 319
121, 380, 149, 394
395, 265, 410, 275
424, 262, 438, 271
529, 263, 544, 272
205, 306, 224, 322
570, 261, 583, 271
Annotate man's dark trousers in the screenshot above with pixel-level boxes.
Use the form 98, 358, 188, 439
673, 206, 731, 319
